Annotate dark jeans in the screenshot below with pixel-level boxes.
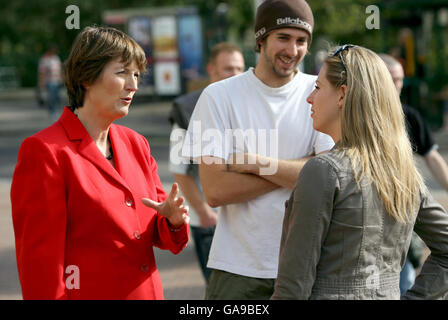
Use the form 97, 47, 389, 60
191, 225, 215, 282
46, 83, 61, 116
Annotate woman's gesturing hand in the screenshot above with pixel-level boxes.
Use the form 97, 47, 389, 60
142, 183, 190, 228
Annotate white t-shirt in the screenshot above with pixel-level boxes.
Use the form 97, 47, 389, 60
182, 68, 334, 278
39, 54, 62, 85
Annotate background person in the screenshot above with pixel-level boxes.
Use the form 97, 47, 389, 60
380, 53, 448, 294
182, 0, 334, 299
380, 54, 448, 192
272, 45, 448, 300
11, 26, 189, 300
38, 44, 63, 120
168, 42, 245, 282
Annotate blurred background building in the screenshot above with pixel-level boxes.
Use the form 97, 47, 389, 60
0, 0, 447, 126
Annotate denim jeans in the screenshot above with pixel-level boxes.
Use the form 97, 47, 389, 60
46, 83, 61, 117
191, 226, 215, 282
400, 256, 416, 295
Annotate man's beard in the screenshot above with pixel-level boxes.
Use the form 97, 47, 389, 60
263, 46, 298, 78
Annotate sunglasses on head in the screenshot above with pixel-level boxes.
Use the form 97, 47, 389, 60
332, 44, 356, 72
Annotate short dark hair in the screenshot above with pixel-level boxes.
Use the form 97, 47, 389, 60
65, 26, 147, 109
208, 42, 242, 65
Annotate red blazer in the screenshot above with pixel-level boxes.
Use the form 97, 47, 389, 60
11, 107, 189, 300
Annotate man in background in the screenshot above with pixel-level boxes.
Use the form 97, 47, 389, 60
38, 44, 63, 121
381, 53, 448, 294
168, 43, 245, 282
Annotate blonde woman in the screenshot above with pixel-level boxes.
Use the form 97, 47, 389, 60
271, 45, 448, 300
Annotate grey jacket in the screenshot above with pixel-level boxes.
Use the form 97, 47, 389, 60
272, 147, 448, 300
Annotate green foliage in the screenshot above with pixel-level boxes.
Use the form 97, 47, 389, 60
0, 0, 255, 86
0, 0, 446, 94
311, 0, 383, 48
0, 0, 106, 86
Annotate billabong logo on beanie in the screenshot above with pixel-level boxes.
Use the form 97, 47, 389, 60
276, 17, 312, 32
254, 0, 314, 48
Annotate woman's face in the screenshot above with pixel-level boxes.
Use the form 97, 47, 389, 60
83, 58, 140, 120
306, 63, 343, 140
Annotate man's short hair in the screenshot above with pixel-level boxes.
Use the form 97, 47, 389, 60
209, 43, 242, 65
378, 53, 401, 69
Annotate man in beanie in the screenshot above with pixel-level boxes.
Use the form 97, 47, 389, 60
182, 0, 334, 299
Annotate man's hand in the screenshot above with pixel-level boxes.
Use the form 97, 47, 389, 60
227, 153, 283, 175
199, 206, 218, 228
142, 183, 190, 227
227, 153, 259, 174
199, 156, 279, 207
227, 152, 313, 189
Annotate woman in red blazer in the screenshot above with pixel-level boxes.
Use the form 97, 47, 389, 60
10, 26, 190, 300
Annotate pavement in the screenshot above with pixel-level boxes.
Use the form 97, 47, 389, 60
1, 88, 448, 300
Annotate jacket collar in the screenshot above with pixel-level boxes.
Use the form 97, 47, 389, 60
59, 106, 89, 141
332, 140, 341, 150
58, 106, 132, 193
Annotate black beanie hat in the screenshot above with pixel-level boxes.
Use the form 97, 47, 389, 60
254, 0, 314, 50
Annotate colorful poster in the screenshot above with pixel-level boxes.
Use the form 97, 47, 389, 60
152, 15, 180, 94
178, 15, 203, 79
152, 16, 178, 59
128, 16, 153, 86
154, 62, 181, 95
128, 16, 152, 49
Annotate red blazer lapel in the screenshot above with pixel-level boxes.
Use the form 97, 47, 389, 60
59, 107, 132, 194
108, 124, 132, 183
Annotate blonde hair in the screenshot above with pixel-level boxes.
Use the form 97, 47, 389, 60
325, 45, 425, 223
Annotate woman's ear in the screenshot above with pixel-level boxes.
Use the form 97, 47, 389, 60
338, 84, 347, 109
